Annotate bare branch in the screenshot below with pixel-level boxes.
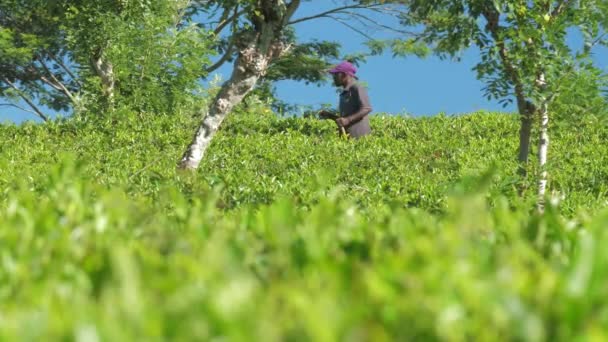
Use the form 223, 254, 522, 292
47, 51, 82, 88
37, 57, 77, 103
344, 11, 420, 36
206, 4, 245, 74
39, 76, 63, 91
364, 6, 409, 18
0, 103, 39, 116
327, 15, 375, 40
283, 0, 301, 26
213, 6, 242, 36
205, 40, 236, 73
213, 4, 232, 28
1, 77, 49, 121
288, 4, 383, 26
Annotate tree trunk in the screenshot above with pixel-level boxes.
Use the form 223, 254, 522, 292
482, 9, 535, 183
91, 53, 115, 104
536, 72, 549, 213
537, 100, 549, 212
178, 51, 263, 169
514, 87, 535, 178
178, 0, 299, 170
518, 108, 534, 175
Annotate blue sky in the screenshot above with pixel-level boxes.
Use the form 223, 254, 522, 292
273, 2, 608, 116
1, 1, 607, 123
272, 2, 504, 116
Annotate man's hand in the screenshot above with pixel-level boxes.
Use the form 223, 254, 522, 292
318, 110, 338, 120
335, 117, 351, 127
318, 110, 330, 117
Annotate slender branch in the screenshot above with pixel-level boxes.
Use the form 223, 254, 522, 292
46, 51, 81, 87
283, 0, 301, 26
367, 6, 409, 16
215, 5, 232, 28
205, 40, 235, 73
0, 103, 39, 115
482, 9, 524, 100
214, 6, 242, 36
1, 77, 49, 121
288, 4, 383, 25
37, 57, 77, 103
327, 15, 375, 40
583, 32, 608, 54
550, 0, 570, 18
205, 4, 245, 74
345, 11, 420, 36
348, 12, 378, 33
39, 76, 63, 91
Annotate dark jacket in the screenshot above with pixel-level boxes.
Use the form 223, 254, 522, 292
339, 82, 372, 138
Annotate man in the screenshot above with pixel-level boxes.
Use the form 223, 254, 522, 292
320, 61, 372, 138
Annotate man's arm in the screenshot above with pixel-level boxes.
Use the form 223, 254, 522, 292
337, 85, 372, 126
318, 109, 339, 120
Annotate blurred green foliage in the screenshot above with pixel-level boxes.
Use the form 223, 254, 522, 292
1, 109, 608, 340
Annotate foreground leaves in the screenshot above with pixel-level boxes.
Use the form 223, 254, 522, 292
1, 111, 608, 340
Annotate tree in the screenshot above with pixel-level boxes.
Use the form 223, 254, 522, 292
178, 0, 412, 169
63, 0, 213, 114
389, 0, 608, 211
0, 0, 214, 119
0, 0, 79, 121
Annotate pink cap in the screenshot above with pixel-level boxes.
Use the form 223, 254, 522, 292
328, 61, 357, 77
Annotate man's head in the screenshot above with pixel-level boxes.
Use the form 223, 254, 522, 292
329, 61, 357, 87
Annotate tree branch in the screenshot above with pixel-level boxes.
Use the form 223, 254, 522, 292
344, 10, 420, 36
288, 4, 382, 25
282, 0, 301, 26
367, 6, 409, 17
213, 6, 242, 36
205, 4, 245, 74
582, 31, 608, 55
1, 77, 49, 121
327, 15, 375, 40
205, 40, 236, 73
0, 103, 39, 116
550, 0, 570, 18
216, 5, 231, 22
37, 57, 77, 103
482, 8, 531, 114
39, 76, 63, 91
47, 51, 82, 88
173, 0, 193, 28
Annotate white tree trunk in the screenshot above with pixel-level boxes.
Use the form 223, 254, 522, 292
178, 38, 285, 169
536, 72, 549, 213
177, 0, 299, 170
537, 100, 549, 213
91, 54, 115, 103
178, 52, 262, 169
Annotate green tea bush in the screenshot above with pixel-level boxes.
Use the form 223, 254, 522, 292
1, 158, 607, 340
2, 110, 607, 214
1, 110, 608, 340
